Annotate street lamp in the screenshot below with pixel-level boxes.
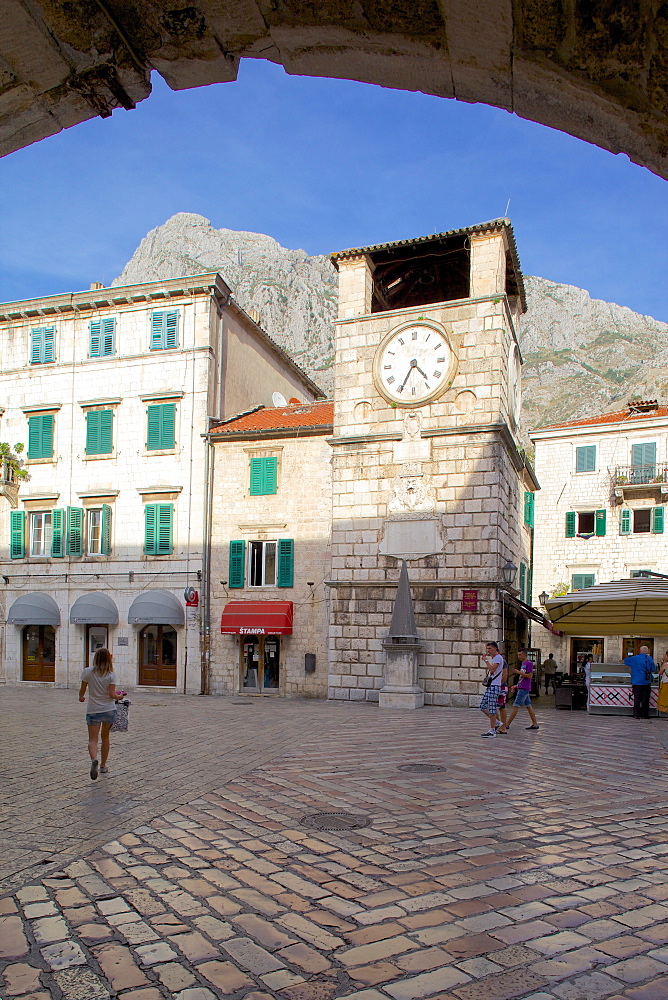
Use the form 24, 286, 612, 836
501, 560, 517, 585
539, 590, 550, 606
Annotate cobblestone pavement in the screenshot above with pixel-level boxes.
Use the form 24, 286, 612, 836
2, 690, 668, 1000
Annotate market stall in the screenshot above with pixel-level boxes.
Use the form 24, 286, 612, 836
544, 578, 667, 716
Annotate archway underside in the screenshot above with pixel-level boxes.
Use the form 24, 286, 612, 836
1, 1, 666, 179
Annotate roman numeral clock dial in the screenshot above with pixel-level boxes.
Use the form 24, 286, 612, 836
373, 321, 457, 406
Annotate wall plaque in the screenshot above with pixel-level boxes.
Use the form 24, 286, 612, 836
461, 589, 478, 613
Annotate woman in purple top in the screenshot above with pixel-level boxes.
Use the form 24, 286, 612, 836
498, 648, 539, 732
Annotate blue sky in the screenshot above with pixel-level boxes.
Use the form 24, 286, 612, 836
1, 59, 667, 320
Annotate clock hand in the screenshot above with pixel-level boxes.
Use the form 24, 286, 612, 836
414, 363, 428, 379
398, 363, 416, 392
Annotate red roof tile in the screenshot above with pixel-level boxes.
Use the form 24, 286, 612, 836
533, 404, 668, 433
210, 400, 334, 435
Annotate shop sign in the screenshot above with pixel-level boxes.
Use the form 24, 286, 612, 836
461, 589, 478, 613
240, 626, 265, 634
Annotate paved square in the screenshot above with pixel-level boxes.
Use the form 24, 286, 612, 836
1, 690, 668, 999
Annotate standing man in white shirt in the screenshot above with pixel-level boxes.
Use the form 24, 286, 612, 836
480, 641, 506, 738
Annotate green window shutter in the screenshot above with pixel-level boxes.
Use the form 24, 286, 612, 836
576, 445, 596, 473
565, 511, 576, 537
249, 457, 263, 495
150, 312, 165, 350
249, 456, 277, 495
632, 442, 656, 469
99, 409, 113, 454
89, 320, 102, 357
519, 562, 526, 602
595, 509, 607, 536
263, 456, 278, 494
30, 328, 43, 364
146, 403, 175, 450
572, 573, 595, 591
620, 508, 631, 534
165, 311, 179, 348
28, 414, 53, 459
156, 504, 173, 554
277, 538, 294, 588
86, 411, 100, 454
652, 507, 664, 534
30, 326, 55, 363
101, 504, 112, 555
523, 491, 534, 527
160, 404, 175, 450
66, 506, 84, 556
527, 566, 533, 606
10, 510, 25, 559
101, 317, 115, 355
229, 540, 245, 588
51, 509, 65, 557
144, 504, 157, 554
43, 327, 55, 362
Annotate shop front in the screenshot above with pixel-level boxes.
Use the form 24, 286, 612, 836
7, 592, 61, 682
70, 592, 119, 668
220, 600, 293, 695
128, 590, 185, 687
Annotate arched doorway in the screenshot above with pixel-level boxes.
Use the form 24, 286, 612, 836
138, 624, 177, 686
22, 625, 56, 682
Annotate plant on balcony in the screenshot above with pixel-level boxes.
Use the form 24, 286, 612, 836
0, 442, 30, 482
615, 474, 628, 484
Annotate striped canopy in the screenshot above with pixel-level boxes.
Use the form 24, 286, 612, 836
545, 578, 668, 635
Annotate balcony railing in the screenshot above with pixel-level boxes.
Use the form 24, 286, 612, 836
1, 458, 16, 484
614, 464, 668, 485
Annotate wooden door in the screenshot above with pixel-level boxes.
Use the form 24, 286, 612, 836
23, 625, 55, 681
139, 624, 177, 686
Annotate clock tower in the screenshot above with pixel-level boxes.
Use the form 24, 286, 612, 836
327, 220, 537, 707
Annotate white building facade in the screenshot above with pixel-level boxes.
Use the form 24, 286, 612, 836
0, 274, 321, 692
531, 400, 668, 670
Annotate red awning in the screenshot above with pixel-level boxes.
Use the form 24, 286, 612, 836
220, 600, 293, 635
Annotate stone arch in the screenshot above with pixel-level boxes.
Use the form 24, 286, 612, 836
1, 2, 666, 179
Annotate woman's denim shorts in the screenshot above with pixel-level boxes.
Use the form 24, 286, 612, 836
514, 688, 532, 707
86, 710, 116, 726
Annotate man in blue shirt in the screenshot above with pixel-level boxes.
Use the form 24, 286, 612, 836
624, 645, 655, 719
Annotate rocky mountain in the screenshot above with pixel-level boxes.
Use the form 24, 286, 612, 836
115, 213, 668, 428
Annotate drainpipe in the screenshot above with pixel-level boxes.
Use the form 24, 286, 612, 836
200, 433, 214, 694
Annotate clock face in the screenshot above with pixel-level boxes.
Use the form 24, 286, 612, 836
373, 321, 457, 406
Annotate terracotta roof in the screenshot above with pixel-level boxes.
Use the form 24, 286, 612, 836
210, 400, 334, 436
532, 404, 668, 433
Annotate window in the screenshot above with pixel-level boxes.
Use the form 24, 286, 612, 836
523, 491, 534, 527
572, 573, 595, 591
575, 445, 596, 473
150, 310, 179, 351
631, 442, 656, 482
85, 410, 113, 455
565, 510, 606, 537
87, 506, 112, 555
27, 413, 54, 460
250, 541, 277, 586
144, 503, 173, 555
249, 456, 278, 495
30, 512, 52, 555
146, 403, 176, 451
620, 507, 664, 534
30, 326, 55, 364
229, 538, 294, 589
89, 318, 116, 357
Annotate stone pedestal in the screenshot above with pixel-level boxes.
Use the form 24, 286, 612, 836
380, 637, 424, 709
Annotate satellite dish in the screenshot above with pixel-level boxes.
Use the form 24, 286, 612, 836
272, 391, 287, 407
288, 397, 301, 405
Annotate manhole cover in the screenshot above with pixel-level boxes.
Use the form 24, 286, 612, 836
397, 763, 445, 772
302, 811, 370, 831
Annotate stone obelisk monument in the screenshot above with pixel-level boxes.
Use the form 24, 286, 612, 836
379, 559, 424, 709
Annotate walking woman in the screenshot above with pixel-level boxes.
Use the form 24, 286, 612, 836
79, 647, 117, 780
658, 651, 668, 717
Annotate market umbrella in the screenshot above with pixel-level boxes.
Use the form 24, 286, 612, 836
544, 578, 668, 635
